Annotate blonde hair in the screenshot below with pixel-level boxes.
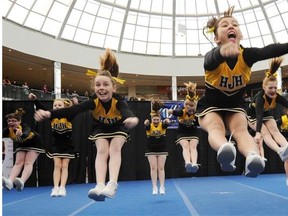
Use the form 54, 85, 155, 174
95, 70, 115, 85
54, 98, 73, 108
183, 81, 198, 106
184, 99, 197, 107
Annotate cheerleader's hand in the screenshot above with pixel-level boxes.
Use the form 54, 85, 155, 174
163, 118, 171, 124
254, 132, 262, 144
220, 42, 240, 58
123, 117, 139, 129
28, 93, 37, 100
144, 119, 150, 126
34, 109, 51, 122
15, 128, 23, 137
71, 97, 78, 105
167, 109, 173, 115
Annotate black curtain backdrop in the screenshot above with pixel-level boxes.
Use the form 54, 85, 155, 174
2, 100, 285, 187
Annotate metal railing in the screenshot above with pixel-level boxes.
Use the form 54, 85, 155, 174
2, 84, 89, 101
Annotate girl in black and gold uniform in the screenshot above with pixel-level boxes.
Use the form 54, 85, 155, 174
2, 108, 45, 191
144, 101, 170, 195
276, 113, 288, 187
34, 49, 139, 201
29, 93, 78, 197
196, 6, 288, 177
247, 58, 288, 164
168, 82, 200, 173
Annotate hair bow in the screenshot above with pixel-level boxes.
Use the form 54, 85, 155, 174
186, 94, 199, 101
265, 71, 277, 78
86, 69, 125, 84
206, 26, 215, 34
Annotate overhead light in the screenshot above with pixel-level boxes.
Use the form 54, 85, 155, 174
43, 68, 47, 70
28, 68, 32, 70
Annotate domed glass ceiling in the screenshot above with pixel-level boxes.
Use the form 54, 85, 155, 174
2, 0, 288, 57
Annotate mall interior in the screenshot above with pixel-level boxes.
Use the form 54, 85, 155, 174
2, 0, 288, 186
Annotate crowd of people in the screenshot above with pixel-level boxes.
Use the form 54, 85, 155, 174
3, 77, 90, 100
2, 6, 288, 202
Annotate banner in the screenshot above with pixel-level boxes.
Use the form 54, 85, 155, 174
159, 101, 184, 129
2, 138, 14, 179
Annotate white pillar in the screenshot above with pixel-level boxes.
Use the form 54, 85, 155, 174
128, 85, 136, 99
172, 76, 177, 101
54, 62, 61, 99
277, 67, 282, 94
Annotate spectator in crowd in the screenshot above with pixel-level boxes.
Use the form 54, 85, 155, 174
42, 84, 48, 94
84, 91, 89, 98
3, 76, 11, 85
65, 89, 70, 97
71, 90, 79, 98
22, 82, 29, 95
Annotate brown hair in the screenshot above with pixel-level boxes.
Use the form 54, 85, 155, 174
5, 108, 25, 121
184, 82, 198, 104
263, 57, 283, 87
150, 100, 163, 117
90, 49, 119, 89
203, 6, 235, 45
99, 48, 119, 78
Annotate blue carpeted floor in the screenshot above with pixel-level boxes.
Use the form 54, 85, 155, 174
2, 174, 288, 216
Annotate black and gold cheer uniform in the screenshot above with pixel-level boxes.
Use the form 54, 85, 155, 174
196, 43, 288, 117
50, 93, 135, 142
34, 100, 75, 159
172, 108, 199, 144
276, 115, 288, 138
2, 123, 44, 154
145, 121, 169, 156
247, 90, 288, 133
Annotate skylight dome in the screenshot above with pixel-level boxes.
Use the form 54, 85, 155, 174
2, 0, 288, 57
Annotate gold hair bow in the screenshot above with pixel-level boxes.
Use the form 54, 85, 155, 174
86, 69, 125, 84
64, 99, 72, 107
206, 26, 215, 34
265, 71, 277, 78
186, 95, 199, 101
